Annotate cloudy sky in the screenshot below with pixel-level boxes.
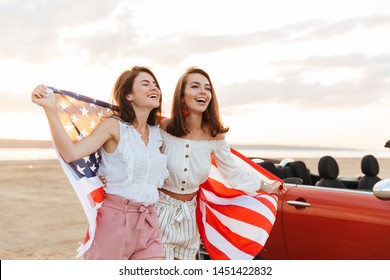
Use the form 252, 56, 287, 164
1, 0, 389, 150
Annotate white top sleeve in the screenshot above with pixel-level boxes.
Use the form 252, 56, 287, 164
213, 139, 262, 194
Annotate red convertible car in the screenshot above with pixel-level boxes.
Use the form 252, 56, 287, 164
198, 155, 390, 260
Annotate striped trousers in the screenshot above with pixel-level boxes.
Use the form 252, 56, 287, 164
156, 192, 200, 260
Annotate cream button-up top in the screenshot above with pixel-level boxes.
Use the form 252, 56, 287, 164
160, 129, 264, 194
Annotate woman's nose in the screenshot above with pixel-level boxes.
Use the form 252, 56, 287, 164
150, 84, 158, 91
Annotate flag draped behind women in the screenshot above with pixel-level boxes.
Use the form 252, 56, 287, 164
49, 87, 282, 259
48, 86, 115, 258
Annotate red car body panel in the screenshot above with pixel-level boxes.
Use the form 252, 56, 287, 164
260, 185, 390, 260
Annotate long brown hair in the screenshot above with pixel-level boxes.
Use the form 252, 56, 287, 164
167, 66, 229, 137
111, 66, 162, 126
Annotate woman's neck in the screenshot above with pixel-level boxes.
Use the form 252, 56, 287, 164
185, 114, 203, 133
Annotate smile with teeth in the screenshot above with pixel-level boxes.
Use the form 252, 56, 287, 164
195, 97, 207, 103
148, 94, 159, 99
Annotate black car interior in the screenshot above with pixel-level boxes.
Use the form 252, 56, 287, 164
253, 154, 382, 191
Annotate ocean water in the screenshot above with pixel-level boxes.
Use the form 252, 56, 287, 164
1, 147, 390, 161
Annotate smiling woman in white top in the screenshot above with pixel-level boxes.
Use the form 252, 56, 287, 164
31, 66, 169, 260
157, 67, 284, 260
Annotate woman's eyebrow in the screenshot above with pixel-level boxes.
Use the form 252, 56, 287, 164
139, 79, 157, 85
189, 81, 210, 86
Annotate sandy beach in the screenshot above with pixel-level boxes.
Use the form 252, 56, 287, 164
0, 159, 86, 260
2, 157, 390, 260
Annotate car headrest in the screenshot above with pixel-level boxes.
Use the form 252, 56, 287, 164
258, 161, 277, 172
318, 156, 339, 179
361, 155, 379, 176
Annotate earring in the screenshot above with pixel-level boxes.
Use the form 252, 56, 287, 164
204, 110, 210, 120
182, 103, 189, 116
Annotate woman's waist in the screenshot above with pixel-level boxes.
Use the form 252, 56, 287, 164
159, 188, 198, 201
104, 178, 160, 189
104, 193, 155, 209
105, 184, 159, 203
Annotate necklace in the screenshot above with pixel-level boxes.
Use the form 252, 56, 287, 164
135, 126, 149, 144
189, 128, 202, 134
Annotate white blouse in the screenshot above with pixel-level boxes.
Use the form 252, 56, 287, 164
160, 129, 263, 194
98, 119, 169, 205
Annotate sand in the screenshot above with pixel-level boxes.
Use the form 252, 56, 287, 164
0, 160, 86, 260
1, 157, 390, 260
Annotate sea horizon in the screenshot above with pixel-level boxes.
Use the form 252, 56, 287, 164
1, 138, 390, 161
0, 138, 385, 151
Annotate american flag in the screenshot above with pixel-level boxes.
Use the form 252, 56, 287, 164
50, 86, 283, 260
48, 86, 116, 258
197, 149, 283, 260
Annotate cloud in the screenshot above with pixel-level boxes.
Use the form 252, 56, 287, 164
2, 0, 388, 67
74, 14, 390, 65
218, 53, 390, 111
0, 0, 126, 62
287, 15, 390, 42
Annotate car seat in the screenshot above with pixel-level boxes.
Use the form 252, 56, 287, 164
257, 161, 285, 179
315, 155, 346, 188
290, 161, 312, 185
358, 155, 381, 191
278, 158, 295, 178
258, 160, 306, 184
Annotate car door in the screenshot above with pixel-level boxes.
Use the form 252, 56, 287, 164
281, 185, 390, 259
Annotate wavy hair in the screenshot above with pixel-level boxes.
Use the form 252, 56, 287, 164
111, 66, 162, 126
167, 66, 229, 137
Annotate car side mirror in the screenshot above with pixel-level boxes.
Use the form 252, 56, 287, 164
373, 179, 390, 199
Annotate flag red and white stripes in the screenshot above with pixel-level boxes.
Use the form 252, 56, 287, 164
196, 149, 283, 260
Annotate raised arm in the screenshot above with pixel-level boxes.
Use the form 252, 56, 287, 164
31, 84, 118, 162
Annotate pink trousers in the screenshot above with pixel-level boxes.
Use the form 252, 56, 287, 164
83, 193, 164, 260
